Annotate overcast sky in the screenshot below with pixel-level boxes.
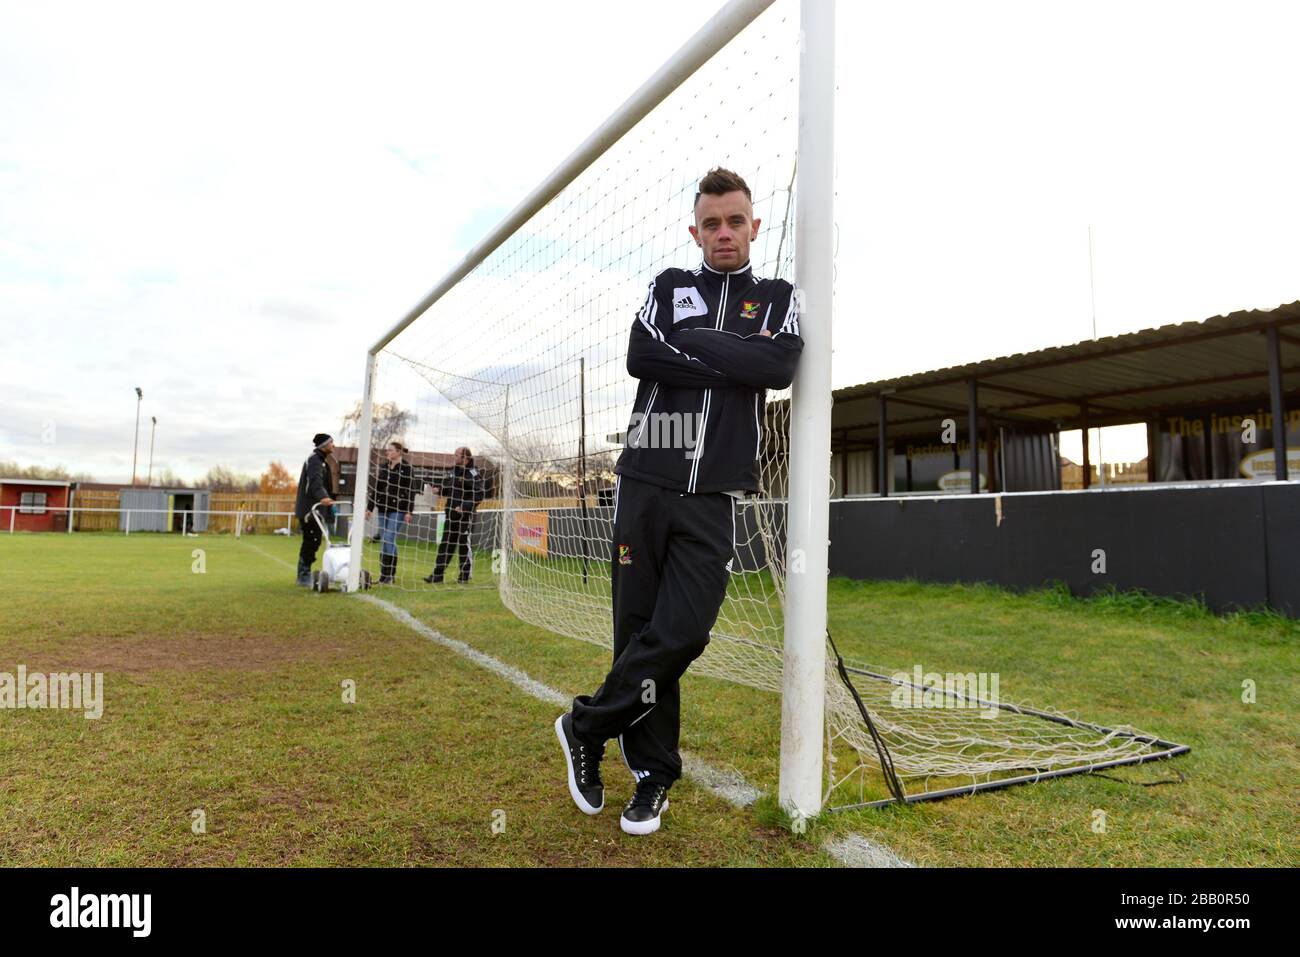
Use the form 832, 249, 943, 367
2, 0, 1296, 482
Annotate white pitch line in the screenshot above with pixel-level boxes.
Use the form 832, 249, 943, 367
235, 540, 911, 867
359, 594, 911, 867
239, 538, 297, 570
360, 596, 764, 803
822, 834, 915, 868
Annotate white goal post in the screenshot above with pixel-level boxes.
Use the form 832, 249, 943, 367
346, 0, 835, 818
781, 0, 834, 819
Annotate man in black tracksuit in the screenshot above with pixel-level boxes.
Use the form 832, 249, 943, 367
556, 169, 804, 835
423, 446, 486, 584
295, 433, 338, 587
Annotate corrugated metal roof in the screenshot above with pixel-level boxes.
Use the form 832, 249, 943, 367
0, 478, 72, 487
832, 300, 1300, 440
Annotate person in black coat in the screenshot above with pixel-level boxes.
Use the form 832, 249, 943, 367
423, 446, 486, 584
365, 441, 416, 584
294, 433, 337, 586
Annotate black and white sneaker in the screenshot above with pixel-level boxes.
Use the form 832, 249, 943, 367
555, 713, 604, 815
620, 779, 669, 835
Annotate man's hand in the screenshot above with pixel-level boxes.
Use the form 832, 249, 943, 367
365, 509, 372, 520
321, 498, 336, 507
403, 513, 412, 523
759, 329, 773, 337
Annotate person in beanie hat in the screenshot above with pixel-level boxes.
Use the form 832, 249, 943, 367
365, 440, 416, 584
294, 433, 337, 586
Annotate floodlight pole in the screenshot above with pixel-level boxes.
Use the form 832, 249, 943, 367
780, 0, 835, 821
147, 416, 157, 487
131, 387, 143, 486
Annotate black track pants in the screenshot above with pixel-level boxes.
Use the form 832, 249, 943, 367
433, 511, 473, 580
298, 515, 323, 568
571, 475, 735, 787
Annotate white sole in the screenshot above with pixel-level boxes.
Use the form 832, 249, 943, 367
620, 800, 669, 836
555, 714, 603, 815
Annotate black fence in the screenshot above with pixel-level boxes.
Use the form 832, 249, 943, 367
830, 482, 1300, 617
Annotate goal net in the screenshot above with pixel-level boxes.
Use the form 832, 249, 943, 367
351, 0, 1187, 812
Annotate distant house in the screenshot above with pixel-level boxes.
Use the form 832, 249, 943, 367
0, 478, 72, 532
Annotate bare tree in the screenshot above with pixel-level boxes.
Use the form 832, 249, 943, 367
339, 400, 418, 452
152, 468, 189, 488
200, 465, 258, 492
479, 435, 620, 499
0, 460, 97, 483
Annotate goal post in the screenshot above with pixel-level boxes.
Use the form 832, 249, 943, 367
347, 351, 378, 591
780, 0, 835, 820
346, 0, 834, 815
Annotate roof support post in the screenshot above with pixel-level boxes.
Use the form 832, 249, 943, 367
877, 394, 889, 497
1080, 402, 1091, 489
1265, 325, 1289, 481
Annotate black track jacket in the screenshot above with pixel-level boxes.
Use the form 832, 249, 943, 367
295, 449, 331, 521
614, 260, 802, 494
433, 464, 486, 514
368, 461, 416, 515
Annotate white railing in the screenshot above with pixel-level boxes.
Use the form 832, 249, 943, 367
0, 505, 299, 536
0, 502, 521, 537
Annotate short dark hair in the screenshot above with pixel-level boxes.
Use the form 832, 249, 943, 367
694, 168, 752, 208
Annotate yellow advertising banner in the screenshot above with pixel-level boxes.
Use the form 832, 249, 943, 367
513, 512, 549, 556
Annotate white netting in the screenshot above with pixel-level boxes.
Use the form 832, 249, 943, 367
358, 0, 1185, 808
359, 1, 800, 674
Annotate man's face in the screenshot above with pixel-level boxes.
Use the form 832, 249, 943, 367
386, 445, 401, 463
455, 448, 469, 467
322, 439, 335, 454
689, 190, 760, 272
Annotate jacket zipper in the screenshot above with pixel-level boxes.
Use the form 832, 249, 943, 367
689, 273, 729, 492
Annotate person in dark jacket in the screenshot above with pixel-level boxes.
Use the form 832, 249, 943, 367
555, 168, 803, 835
422, 446, 485, 584
294, 433, 337, 586
366, 440, 416, 584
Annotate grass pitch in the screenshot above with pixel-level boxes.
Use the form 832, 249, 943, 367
0, 531, 1295, 866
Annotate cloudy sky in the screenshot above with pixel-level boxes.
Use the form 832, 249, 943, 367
2, 0, 1296, 482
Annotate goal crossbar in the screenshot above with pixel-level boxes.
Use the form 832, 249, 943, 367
367, 0, 778, 358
